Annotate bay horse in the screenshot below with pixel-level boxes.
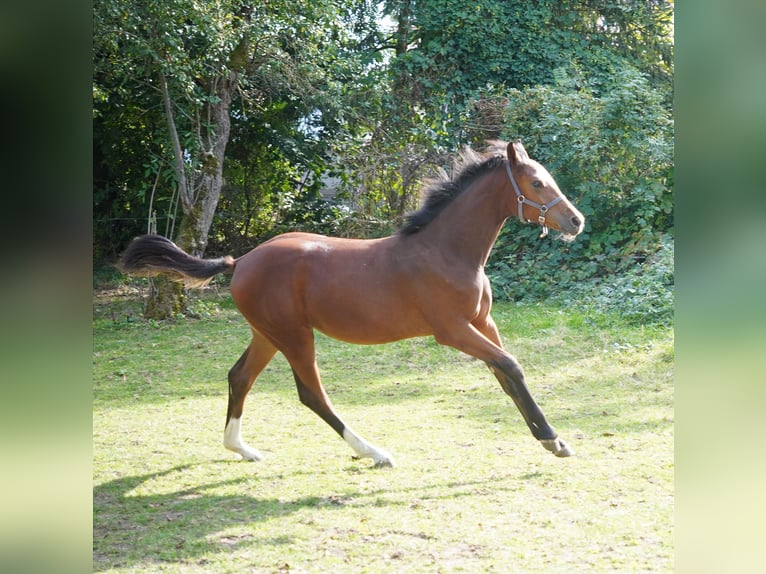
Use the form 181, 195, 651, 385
119, 140, 585, 467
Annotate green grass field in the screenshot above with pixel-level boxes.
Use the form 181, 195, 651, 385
93, 287, 673, 573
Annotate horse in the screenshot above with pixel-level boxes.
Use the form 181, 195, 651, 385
119, 140, 585, 467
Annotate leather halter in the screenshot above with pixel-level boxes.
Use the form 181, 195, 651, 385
505, 160, 563, 238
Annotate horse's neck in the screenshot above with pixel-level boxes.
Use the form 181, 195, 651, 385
421, 171, 509, 269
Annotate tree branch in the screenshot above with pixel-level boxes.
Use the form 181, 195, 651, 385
158, 69, 192, 213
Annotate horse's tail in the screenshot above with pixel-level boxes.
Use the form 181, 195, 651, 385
118, 234, 235, 288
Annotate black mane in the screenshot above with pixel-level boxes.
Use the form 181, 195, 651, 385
398, 149, 506, 236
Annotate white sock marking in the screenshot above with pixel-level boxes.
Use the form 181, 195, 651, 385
223, 417, 263, 461
342, 427, 395, 467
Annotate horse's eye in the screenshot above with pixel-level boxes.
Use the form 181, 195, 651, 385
532, 180, 543, 188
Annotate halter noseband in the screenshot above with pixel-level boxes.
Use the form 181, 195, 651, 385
505, 160, 563, 238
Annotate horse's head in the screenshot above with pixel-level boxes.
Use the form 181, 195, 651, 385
505, 141, 585, 239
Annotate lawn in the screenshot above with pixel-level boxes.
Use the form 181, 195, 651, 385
93, 287, 673, 573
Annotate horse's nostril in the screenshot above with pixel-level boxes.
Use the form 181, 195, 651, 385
570, 216, 581, 228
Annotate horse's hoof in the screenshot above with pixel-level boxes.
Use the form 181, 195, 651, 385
242, 454, 263, 461
234, 446, 264, 461
554, 442, 574, 457
373, 457, 395, 468
541, 438, 574, 458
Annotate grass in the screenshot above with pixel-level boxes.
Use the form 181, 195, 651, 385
93, 286, 673, 573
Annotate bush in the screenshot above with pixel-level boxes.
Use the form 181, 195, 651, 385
485, 65, 674, 324
554, 235, 674, 326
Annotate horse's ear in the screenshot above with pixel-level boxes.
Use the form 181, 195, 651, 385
507, 140, 529, 165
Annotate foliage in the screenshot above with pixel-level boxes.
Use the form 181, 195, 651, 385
93, 0, 368, 260
207, 0, 398, 246
93, 55, 172, 261
485, 66, 673, 324
94, 1, 674, 324
383, 0, 673, 148
553, 234, 674, 327
319, 0, 674, 232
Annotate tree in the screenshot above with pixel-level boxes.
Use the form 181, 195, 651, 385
328, 0, 673, 222
95, 0, 254, 316
94, 0, 344, 317
327, 0, 674, 230
383, 0, 673, 143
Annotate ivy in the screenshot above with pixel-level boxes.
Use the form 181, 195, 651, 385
484, 66, 673, 324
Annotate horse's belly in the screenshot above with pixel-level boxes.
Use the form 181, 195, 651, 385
309, 295, 432, 345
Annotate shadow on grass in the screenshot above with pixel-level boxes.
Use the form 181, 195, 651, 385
92, 461, 536, 572
93, 464, 307, 570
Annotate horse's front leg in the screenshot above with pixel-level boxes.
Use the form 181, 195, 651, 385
435, 321, 573, 458
486, 356, 573, 457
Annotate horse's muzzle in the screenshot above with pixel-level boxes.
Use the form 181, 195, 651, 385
567, 214, 585, 236
553, 208, 585, 239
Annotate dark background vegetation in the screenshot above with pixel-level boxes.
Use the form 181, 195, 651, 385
93, 0, 674, 326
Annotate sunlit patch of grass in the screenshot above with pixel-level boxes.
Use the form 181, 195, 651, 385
94, 291, 673, 573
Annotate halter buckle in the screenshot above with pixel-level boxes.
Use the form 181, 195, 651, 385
538, 214, 548, 237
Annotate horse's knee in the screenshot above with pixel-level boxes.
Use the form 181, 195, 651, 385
296, 384, 329, 417
291, 369, 346, 436
488, 355, 525, 387
227, 367, 240, 389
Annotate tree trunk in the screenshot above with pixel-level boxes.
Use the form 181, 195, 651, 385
176, 72, 235, 257
144, 276, 185, 319
144, 70, 238, 320
395, 0, 412, 57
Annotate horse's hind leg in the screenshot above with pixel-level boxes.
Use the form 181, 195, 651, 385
283, 332, 395, 467
224, 331, 277, 460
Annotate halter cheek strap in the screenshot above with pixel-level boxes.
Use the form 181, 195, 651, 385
505, 160, 564, 238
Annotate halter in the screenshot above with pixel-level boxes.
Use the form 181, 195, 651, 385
505, 160, 563, 238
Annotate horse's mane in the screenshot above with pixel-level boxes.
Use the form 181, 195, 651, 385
399, 142, 507, 236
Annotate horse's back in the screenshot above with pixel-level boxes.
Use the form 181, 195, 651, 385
231, 232, 388, 288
